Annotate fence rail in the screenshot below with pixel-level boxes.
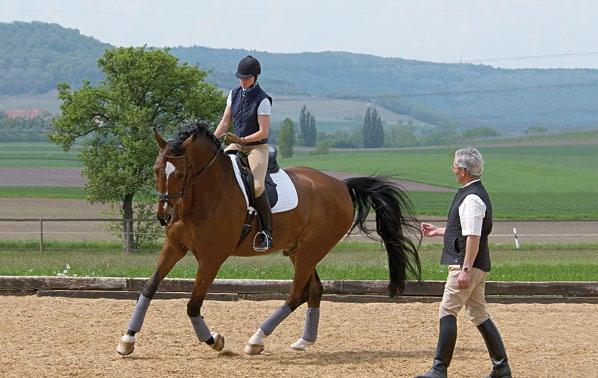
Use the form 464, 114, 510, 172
1, 218, 597, 253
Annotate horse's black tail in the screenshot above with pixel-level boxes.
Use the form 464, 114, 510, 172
345, 176, 422, 297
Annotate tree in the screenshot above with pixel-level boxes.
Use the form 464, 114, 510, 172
50, 47, 224, 250
385, 123, 420, 147
299, 105, 317, 147
362, 106, 384, 148
277, 118, 296, 158
525, 125, 548, 134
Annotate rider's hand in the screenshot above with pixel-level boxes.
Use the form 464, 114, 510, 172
224, 132, 244, 145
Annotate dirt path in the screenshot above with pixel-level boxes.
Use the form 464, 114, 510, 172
0, 296, 595, 377
0, 168, 85, 186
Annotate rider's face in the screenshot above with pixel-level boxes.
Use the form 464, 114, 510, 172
239, 76, 256, 89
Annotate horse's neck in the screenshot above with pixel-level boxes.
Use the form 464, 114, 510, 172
180, 149, 234, 223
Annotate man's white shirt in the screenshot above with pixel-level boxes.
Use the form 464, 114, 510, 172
458, 180, 487, 237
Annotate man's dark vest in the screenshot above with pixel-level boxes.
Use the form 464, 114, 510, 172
441, 181, 492, 272
230, 83, 272, 145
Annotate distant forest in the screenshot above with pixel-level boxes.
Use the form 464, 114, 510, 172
2, 21, 598, 131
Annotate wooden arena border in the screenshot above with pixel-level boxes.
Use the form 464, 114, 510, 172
0, 276, 597, 303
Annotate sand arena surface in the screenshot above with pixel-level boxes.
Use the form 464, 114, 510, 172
0, 296, 596, 377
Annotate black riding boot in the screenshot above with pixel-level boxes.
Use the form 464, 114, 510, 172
416, 315, 457, 378
253, 192, 273, 252
477, 318, 512, 378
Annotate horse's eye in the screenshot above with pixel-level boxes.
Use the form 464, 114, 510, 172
175, 173, 185, 179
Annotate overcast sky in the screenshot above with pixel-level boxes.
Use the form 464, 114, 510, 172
1, 0, 597, 69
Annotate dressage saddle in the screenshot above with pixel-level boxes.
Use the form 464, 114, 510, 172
226, 145, 280, 209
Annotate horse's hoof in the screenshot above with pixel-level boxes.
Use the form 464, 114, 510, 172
290, 338, 313, 351
116, 334, 136, 356
244, 343, 264, 355
210, 332, 224, 352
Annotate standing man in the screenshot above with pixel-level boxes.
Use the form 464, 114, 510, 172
214, 55, 273, 252
416, 148, 511, 378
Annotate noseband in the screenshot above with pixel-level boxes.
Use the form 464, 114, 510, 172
157, 147, 220, 208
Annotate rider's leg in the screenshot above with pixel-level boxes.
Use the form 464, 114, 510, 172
247, 144, 272, 251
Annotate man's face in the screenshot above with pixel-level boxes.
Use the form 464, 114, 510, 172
452, 157, 466, 184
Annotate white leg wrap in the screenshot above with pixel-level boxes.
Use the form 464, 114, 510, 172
116, 334, 136, 355
290, 337, 314, 351
248, 328, 267, 346
245, 328, 267, 355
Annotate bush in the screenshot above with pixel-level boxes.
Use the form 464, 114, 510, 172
311, 141, 330, 155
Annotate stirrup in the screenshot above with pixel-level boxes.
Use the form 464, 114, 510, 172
253, 230, 272, 252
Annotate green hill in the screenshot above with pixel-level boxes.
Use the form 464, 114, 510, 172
2, 21, 598, 132
0, 21, 109, 95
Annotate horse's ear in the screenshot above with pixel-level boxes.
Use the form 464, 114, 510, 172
154, 129, 167, 149
182, 135, 194, 150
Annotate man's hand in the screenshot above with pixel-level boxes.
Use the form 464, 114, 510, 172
457, 268, 471, 289
421, 223, 440, 237
224, 132, 244, 145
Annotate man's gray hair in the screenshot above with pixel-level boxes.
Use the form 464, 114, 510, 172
454, 147, 484, 177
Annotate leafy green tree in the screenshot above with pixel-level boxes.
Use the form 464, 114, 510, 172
277, 118, 296, 158
422, 124, 460, 146
385, 123, 420, 147
462, 126, 498, 139
362, 106, 384, 148
50, 47, 224, 250
525, 125, 548, 134
299, 105, 317, 147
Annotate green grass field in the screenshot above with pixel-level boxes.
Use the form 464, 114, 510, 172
0, 142, 81, 168
281, 144, 598, 220
0, 186, 87, 199
1, 141, 597, 219
1, 241, 596, 281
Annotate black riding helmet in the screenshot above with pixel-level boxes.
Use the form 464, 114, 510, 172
235, 55, 261, 79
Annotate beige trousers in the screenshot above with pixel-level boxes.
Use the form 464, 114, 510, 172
225, 143, 270, 196
439, 265, 490, 326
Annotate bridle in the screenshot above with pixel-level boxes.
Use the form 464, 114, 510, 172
157, 146, 220, 210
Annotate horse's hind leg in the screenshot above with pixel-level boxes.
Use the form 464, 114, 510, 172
290, 270, 323, 351
116, 239, 187, 355
245, 248, 326, 355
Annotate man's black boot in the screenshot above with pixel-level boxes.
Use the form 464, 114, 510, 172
477, 318, 512, 378
416, 315, 457, 378
253, 192, 273, 252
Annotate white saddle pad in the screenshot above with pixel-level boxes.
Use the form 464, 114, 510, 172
228, 155, 298, 214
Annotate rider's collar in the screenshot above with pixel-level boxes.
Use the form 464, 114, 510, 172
241, 82, 258, 93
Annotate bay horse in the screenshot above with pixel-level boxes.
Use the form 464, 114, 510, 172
117, 121, 421, 356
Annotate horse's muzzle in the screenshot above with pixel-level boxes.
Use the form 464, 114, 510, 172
157, 213, 172, 227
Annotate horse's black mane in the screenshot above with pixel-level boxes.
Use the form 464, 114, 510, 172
167, 120, 222, 155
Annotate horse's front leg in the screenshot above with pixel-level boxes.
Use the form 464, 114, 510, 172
187, 257, 226, 352
116, 239, 187, 355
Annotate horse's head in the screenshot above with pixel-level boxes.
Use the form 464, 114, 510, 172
153, 129, 193, 226
153, 123, 222, 226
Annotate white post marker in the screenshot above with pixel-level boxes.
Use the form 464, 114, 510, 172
513, 227, 520, 249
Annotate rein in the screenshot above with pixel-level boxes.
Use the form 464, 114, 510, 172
157, 147, 220, 206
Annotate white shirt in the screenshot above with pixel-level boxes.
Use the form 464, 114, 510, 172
226, 90, 271, 115
458, 180, 487, 236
